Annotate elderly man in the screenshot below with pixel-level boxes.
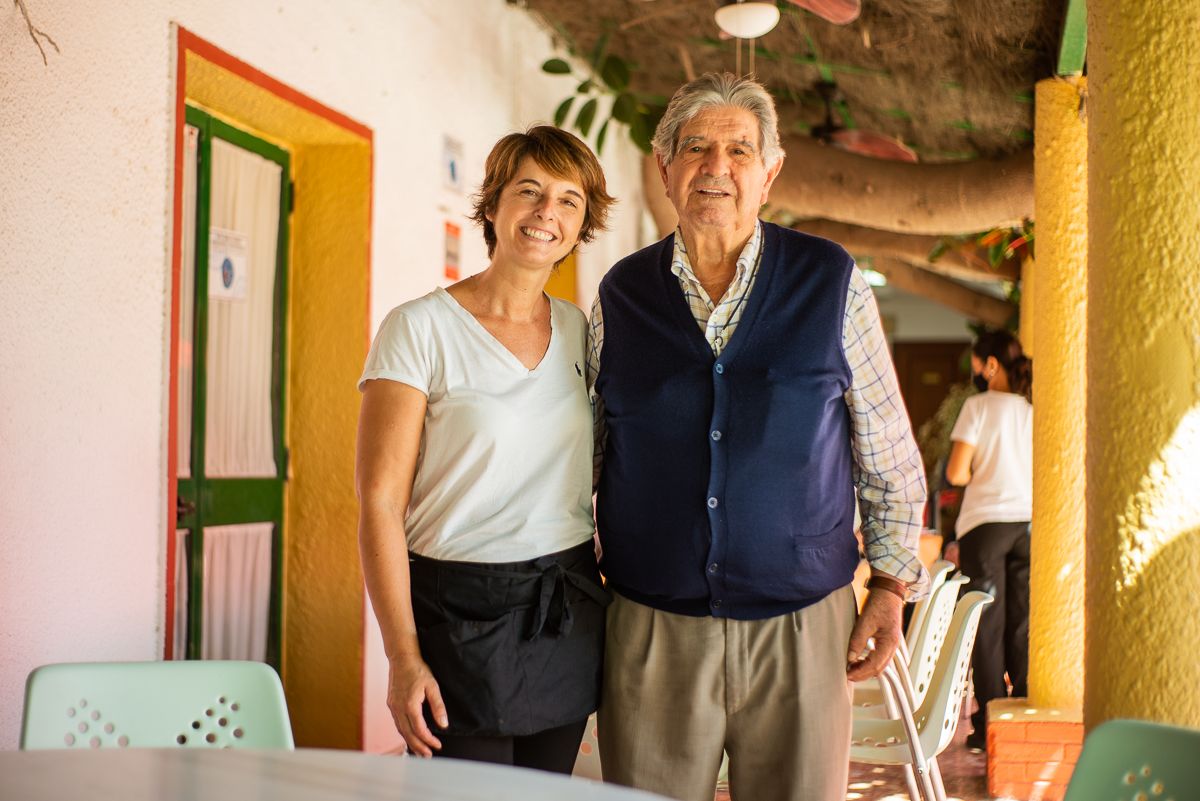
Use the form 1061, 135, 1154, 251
587, 73, 927, 801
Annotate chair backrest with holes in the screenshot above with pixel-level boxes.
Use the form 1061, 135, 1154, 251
1062, 718, 1200, 801
905, 559, 955, 650
20, 661, 294, 750
913, 591, 992, 759
906, 574, 969, 707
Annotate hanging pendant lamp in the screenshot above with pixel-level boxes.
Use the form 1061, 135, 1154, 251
714, 1, 781, 39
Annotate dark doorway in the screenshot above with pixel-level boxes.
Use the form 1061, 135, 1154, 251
892, 341, 970, 436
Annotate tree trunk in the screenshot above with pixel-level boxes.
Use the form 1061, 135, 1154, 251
792, 219, 1020, 281
642, 155, 678, 238
870, 258, 1017, 327
768, 137, 1033, 235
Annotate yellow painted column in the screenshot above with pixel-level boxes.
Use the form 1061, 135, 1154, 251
1028, 76, 1087, 710
1087, 0, 1200, 729
1018, 257, 1035, 359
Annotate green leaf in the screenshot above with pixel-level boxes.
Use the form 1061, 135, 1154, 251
576, 98, 599, 137
577, 79, 594, 94
554, 97, 575, 128
629, 114, 652, 154
589, 29, 612, 70
987, 242, 1003, 267
600, 54, 631, 90
611, 92, 636, 124
927, 241, 949, 263
637, 93, 670, 106
596, 118, 611, 154
542, 58, 572, 75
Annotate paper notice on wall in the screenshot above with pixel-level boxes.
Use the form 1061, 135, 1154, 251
443, 135, 464, 194
444, 222, 461, 281
209, 228, 250, 301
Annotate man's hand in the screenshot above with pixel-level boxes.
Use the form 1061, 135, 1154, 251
846, 587, 905, 681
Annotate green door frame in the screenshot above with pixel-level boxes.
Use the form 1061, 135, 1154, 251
177, 105, 291, 667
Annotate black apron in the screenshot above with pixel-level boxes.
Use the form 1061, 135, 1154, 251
409, 539, 610, 737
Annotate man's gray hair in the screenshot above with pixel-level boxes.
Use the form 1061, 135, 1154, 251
652, 72, 785, 167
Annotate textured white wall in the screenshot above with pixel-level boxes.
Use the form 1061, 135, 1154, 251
0, 0, 646, 751
875, 287, 975, 342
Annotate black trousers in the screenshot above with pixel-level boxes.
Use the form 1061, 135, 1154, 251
958, 521, 1030, 737
437, 718, 588, 774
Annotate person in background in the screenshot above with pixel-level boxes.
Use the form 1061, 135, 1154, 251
356, 126, 614, 772
945, 328, 1033, 752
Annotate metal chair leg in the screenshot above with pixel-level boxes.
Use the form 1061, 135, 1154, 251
929, 756, 948, 801
903, 763, 923, 801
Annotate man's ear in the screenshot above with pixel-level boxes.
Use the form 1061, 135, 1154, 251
759, 156, 785, 206
657, 153, 670, 189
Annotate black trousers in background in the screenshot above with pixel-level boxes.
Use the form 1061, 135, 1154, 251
958, 521, 1031, 738
436, 718, 588, 774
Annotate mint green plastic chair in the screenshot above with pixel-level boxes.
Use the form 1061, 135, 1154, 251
1063, 719, 1200, 801
20, 661, 294, 750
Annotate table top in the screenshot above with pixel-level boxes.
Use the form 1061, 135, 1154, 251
1, 747, 672, 801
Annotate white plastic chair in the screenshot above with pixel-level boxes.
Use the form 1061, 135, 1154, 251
905, 560, 956, 651
21, 660, 294, 750
852, 569, 969, 801
850, 591, 993, 801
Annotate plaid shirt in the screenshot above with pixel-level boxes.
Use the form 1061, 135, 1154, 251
587, 223, 929, 592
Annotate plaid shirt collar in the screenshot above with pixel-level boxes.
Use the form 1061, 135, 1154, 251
670, 221, 763, 295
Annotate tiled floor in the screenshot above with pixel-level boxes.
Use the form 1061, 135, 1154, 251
715, 704, 988, 801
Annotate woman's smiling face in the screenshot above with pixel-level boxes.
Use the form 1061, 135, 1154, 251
488, 157, 586, 269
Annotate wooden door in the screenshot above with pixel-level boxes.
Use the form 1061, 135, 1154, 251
891, 341, 970, 437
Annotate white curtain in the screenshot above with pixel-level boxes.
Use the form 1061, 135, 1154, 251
201, 523, 273, 661
205, 138, 281, 479
177, 125, 199, 477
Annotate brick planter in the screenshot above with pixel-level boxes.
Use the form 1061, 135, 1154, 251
987, 699, 1083, 801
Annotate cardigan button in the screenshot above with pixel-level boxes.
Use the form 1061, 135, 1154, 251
707, 497, 719, 509
714, 363, 725, 375
708, 562, 719, 574
711, 599, 723, 609
711, 430, 722, 441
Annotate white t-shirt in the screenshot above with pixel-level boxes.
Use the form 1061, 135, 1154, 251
358, 288, 595, 562
950, 391, 1033, 537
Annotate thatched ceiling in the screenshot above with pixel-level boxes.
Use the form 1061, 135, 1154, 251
518, 0, 1065, 163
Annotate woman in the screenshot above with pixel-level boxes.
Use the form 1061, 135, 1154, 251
356, 126, 615, 772
945, 329, 1033, 752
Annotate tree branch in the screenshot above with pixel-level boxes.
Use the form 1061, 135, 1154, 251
791, 219, 1020, 282
14, 0, 59, 66
869, 257, 1016, 327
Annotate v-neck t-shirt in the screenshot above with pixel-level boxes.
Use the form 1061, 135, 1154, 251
359, 287, 595, 562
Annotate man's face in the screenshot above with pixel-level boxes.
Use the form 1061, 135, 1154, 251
659, 106, 782, 240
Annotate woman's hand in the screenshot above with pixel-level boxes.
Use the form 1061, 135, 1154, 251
387, 652, 449, 757
943, 541, 960, 568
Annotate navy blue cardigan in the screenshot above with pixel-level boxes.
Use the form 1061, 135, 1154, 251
595, 222, 860, 620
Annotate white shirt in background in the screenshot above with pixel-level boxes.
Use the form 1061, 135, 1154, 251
950, 390, 1033, 538
359, 288, 595, 562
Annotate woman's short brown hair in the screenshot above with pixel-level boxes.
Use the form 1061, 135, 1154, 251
471, 125, 615, 258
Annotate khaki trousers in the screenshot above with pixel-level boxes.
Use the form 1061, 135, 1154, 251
598, 587, 856, 801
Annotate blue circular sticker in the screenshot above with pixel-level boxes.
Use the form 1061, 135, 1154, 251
221, 257, 234, 289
